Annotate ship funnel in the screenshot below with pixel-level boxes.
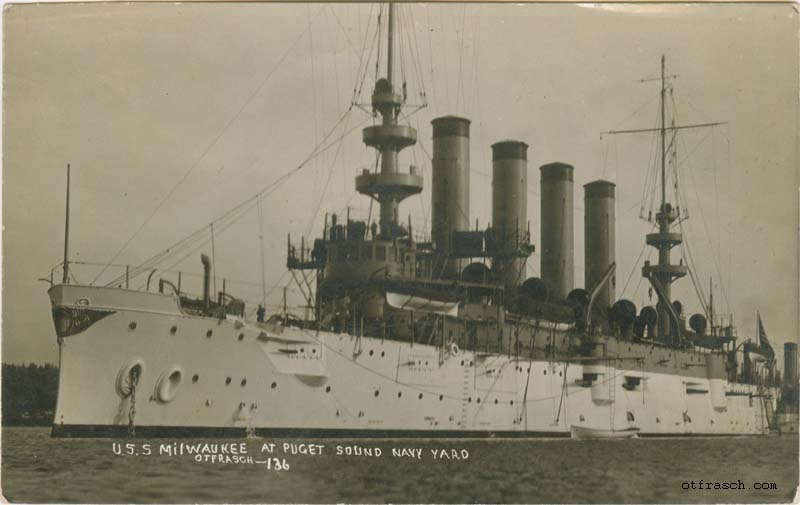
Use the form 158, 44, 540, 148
584, 180, 615, 326
431, 116, 471, 277
491, 140, 529, 307
540, 162, 574, 302
201, 254, 211, 310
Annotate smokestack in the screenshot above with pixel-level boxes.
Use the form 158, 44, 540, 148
201, 254, 211, 310
584, 180, 616, 326
491, 140, 529, 307
785, 342, 798, 386
540, 162, 574, 302
431, 116, 471, 277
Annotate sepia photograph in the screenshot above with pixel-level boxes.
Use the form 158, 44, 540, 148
2, 1, 798, 503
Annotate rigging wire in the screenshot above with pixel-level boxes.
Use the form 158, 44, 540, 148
679, 130, 731, 315
620, 222, 656, 297
425, 5, 437, 116
92, 13, 321, 285
210, 223, 217, 297
104, 108, 357, 287
303, 110, 358, 238
308, 4, 320, 202
257, 197, 267, 306
455, 4, 467, 112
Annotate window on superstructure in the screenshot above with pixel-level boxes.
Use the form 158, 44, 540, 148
361, 245, 373, 260
376, 245, 386, 261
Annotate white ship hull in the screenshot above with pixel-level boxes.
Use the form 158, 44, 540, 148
50, 285, 775, 437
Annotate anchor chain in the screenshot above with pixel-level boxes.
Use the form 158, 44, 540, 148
127, 368, 139, 437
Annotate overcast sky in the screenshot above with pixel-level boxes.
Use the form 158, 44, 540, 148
3, 2, 797, 366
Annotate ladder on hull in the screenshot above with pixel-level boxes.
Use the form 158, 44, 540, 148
758, 386, 779, 434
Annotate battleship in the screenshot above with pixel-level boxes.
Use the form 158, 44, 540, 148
47, 4, 793, 438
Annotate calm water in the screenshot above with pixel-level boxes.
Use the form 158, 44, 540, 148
2, 427, 797, 503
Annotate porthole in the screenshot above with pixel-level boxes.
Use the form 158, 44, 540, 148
559, 371, 563, 376
425, 361, 429, 366
312, 349, 317, 354
468, 397, 472, 403
627, 411, 635, 422
170, 326, 177, 335
374, 390, 379, 397
271, 382, 277, 389
477, 398, 481, 404
128, 321, 137, 331
418, 393, 423, 400
381, 351, 385, 357
494, 399, 498, 404
439, 395, 443, 401
460, 360, 465, 366
206, 330, 213, 338
369, 350, 374, 356
579, 415, 585, 422
192, 374, 199, 383
510, 400, 514, 405
225, 377, 231, 385
238, 333, 244, 341
544, 370, 547, 375
241, 379, 247, 387
325, 386, 331, 393
398, 392, 402, 398
300, 348, 305, 353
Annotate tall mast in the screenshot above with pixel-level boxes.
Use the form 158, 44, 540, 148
642, 56, 687, 345
601, 55, 726, 346
62, 163, 71, 285
660, 55, 666, 210
355, 3, 422, 239
387, 3, 395, 86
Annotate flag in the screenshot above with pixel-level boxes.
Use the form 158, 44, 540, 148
757, 312, 775, 367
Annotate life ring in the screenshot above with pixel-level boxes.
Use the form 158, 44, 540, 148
450, 342, 460, 356
154, 366, 183, 404
115, 359, 145, 398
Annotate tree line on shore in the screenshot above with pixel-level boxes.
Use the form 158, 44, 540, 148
2, 363, 58, 426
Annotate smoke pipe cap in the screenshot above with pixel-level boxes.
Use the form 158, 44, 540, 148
584, 180, 616, 199
491, 140, 528, 161
540, 162, 574, 182
432, 116, 471, 138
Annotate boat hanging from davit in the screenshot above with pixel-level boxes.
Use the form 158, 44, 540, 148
46, 3, 787, 438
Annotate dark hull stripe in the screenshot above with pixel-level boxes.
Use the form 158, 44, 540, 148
50, 424, 769, 439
